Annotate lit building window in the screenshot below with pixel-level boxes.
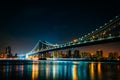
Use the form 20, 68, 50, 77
73, 39, 78, 43
109, 34, 111, 36
92, 36, 95, 39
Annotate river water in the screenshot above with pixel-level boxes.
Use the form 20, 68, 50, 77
0, 60, 120, 80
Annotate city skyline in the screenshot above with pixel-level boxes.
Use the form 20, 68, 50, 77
0, 1, 120, 54
0, 1, 120, 80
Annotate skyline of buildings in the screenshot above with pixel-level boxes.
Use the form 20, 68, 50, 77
0, 46, 18, 58
0, 41, 120, 60
0, 15, 120, 59
0, 1, 120, 55
28, 45, 120, 61
0, 1, 119, 80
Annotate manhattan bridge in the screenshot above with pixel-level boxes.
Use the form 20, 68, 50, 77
26, 15, 120, 60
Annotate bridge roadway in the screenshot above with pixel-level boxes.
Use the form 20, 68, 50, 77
27, 15, 120, 56
29, 35, 120, 55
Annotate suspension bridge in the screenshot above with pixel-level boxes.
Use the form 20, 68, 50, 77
26, 15, 120, 60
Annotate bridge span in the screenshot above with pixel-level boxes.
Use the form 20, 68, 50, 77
26, 15, 120, 60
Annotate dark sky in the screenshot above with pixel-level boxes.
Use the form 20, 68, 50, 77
0, 0, 120, 54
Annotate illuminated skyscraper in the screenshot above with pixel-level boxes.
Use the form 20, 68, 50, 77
6, 46, 12, 57
96, 50, 103, 59
73, 50, 80, 58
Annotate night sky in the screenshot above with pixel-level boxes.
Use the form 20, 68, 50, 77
0, 1, 120, 55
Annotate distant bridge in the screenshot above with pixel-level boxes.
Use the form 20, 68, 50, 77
26, 15, 120, 59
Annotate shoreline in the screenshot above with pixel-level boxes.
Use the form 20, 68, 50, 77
0, 58, 119, 65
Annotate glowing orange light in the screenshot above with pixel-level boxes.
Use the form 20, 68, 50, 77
73, 65, 78, 80
91, 63, 95, 80
73, 39, 78, 43
32, 64, 39, 80
98, 62, 101, 79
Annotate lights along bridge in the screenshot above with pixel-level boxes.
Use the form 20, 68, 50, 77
26, 15, 120, 59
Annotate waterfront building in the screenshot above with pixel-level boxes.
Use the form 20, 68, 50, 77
108, 52, 118, 60
73, 50, 80, 58
96, 50, 103, 60
0, 53, 7, 58
66, 50, 72, 58
81, 52, 91, 58
6, 46, 12, 57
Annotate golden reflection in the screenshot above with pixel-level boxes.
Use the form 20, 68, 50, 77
16, 65, 18, 71
98, 62, 101, 79
53, 63, 56, 79
72, 65, 78, 80
90, 63, 94, 80
117, 65, 120, 71
46, 62, 50, 79
3, 65, 6, 72
21, 64, 24, 76
32, 64, 39, 80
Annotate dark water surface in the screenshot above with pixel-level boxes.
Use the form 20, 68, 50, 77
0, 60, 120, 80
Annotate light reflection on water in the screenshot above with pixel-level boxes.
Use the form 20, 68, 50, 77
72, 65, 78, 80
0, 61, 120, 80
90, 62, 95, 80
32, 64, 38, 80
